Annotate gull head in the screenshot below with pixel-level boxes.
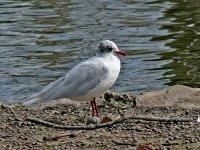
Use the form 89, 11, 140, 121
97, 40, 127, 56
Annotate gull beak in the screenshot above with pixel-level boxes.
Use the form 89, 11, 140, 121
115, 50, 127, 56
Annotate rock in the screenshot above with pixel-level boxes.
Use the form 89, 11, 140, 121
168, 131, 173, 137
168, 137, 173, 141
185, 110, 189, 115
86, 116, 100, 125
195, 136, 200, 141
136, 85, 200, 108
189, 138, 196, 143
173, 135, 180, 140
166, 147, 171, 150
185, 140, 190, 144
135, 127, 142, 132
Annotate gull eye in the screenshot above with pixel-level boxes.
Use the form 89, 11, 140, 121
106, 46, 112, 52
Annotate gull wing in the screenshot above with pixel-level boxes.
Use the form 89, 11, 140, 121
23, 57, 107, 105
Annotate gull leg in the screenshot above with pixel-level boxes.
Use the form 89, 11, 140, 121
92, 98, 99, 117
87, 98, 100, 124
90, 100, 95, 117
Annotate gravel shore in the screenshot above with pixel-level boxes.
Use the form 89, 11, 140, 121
0, 85, 200, 150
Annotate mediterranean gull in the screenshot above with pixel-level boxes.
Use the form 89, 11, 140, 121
23, 40, 127, 117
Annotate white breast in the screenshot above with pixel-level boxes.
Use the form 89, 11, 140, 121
69, 54, 121, 101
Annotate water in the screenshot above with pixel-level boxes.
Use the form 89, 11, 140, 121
1, 0, 200, 103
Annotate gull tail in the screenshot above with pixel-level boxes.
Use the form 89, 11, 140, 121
23, 76, 65, 106
23, 98, 42, 106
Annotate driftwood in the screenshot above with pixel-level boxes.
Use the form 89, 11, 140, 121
24, 115, 192, 130
112, 140, 179, 148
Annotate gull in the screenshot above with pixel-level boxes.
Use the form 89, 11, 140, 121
23, 40, 127, 117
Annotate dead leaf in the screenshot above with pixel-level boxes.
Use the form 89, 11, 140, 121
101, 116, 112, 123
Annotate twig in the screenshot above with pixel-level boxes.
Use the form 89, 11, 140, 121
112, 140, 179, 148
127, 115, 192, 122
1, 104, 21, 121
25, 115, 123, 130
43, 132, 80, 141
162, 142, 179, 146
112, 140, 136, 146
24, 115, 192, 130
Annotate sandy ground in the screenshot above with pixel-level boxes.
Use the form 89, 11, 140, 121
0, 85, 200, 150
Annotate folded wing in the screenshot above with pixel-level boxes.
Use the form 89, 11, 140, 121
23, 58, 107, 105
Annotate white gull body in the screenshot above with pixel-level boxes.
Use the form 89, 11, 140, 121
23, 40, 126, 105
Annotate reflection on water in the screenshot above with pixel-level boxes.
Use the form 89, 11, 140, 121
154, 0, 200, 87
0, 0, 198, 103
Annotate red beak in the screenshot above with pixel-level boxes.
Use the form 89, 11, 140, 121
115, 50, 127, 56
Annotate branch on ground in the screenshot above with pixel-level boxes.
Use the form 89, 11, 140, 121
112, 140, 179, 148
112, 140, 137, 146
24, 115, 192, 130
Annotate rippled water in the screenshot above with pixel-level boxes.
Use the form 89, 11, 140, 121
1, 0, 199, 103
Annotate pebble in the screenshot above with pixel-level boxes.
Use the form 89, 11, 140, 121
173, 135, 179, 140
145, 125, 150, 129
166, 147, 171, 150
18, 122, 23, 127
135, 127, 142, 132
7, 117, 12, 121
185, 146, 191, 150
166, 140, 170, 144
96, 140, 102, 144
152, 127, 158, 132
24, 137, 28, 140
189, 122, 193, 127
79, 142, 85, 147
107, 127, 113, 132
135, 120, 142, 124
32, 142, 38, 145
68, 108, 72, 112
133, 137, 138, 142
195, 136, 200, 141
185, 110, 189, 115
141, 135, 146, 140
168, 137, 173, 141
160, 123, 166, 129
26, 121, 32, 126
30, 126, 35, 129
113, 130, 120, 134
185, 140, 190, 144
86, 116, 100, 125
189, 138, 196, 143
168, 131, 173, 136
157, 129, 162, 134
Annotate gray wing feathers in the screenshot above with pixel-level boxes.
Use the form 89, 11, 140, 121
46, 64, 102, 99
23, 60, 104, 105
23, 76, 65, 105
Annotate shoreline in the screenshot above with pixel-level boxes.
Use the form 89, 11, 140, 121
1, 85, 200, 149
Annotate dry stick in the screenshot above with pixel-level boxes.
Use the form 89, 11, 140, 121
162, 142, 179, 146
112, 140, 179, 147
112, 140, 137, 146
25, 115, 192, 130
1, 104, 22, 121
43, 132, 79, 141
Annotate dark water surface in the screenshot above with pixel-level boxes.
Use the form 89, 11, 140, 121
1, 0, 199, 103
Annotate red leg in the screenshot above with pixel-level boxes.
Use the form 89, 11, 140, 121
90, 100, 95, 117
92, 98, 99, 117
